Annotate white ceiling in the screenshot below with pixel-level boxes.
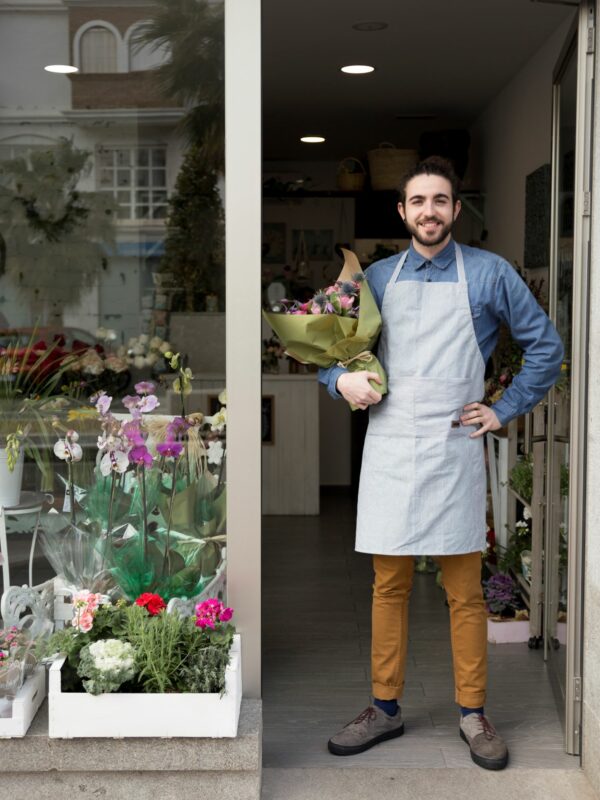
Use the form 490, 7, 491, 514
262, 0, 574, 161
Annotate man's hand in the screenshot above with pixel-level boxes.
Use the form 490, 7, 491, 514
337, 371, 383, 411
460, 402, 502, 438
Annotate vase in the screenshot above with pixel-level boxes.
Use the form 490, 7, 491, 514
0, 447, 24, 507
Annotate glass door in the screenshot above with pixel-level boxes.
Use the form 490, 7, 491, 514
545, 0, 594, 756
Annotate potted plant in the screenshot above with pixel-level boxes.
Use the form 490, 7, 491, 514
483, 572, 530, 644
0, 336, 75, 506
0, 625, 47, 736
43, 592, 241, 738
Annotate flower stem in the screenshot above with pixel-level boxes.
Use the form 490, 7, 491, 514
68, 460, 75, 527
139, 465, 148, 565
162, 458, 178, 579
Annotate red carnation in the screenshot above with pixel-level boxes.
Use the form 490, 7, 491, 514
135, 592, 166, 616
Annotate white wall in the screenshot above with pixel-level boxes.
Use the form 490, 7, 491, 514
470, 17, 574, 267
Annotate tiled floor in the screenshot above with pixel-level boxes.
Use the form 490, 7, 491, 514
262, 489, 579, 770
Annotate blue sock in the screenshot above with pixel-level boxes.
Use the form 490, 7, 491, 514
460, 706, 484, 717
374, 697, 399, 716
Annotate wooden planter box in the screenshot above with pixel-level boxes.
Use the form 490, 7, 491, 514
0, 666, 46, 738
487, 618, 530, 644
48, 635, 242, 739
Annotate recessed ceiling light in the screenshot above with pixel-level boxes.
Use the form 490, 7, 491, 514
300, 136, 325, 143
341, 65, 375, 74
44, 64, 79, 74
352, 21, 388, 32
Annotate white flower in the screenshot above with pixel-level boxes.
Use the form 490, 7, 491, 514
158, 341, 171, 354
89, 639, 135, 673
149, 336, 163, 350
523, 507, 532, 521
133, 355, 146, 369
516, 520, 528, 529
131, 344, 145, 357
96, 327, 108, 340
146, 353, 158, 365
138, 334, 149, 345
100, 449, 129, 476
205, 407, 227, 432
54, 438, 83, 462
105, 329, 118, 342
207, 440, 224, 466
218, 388, 227, 406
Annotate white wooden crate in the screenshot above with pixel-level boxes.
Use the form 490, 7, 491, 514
48, 634, 241, 738
0, 666, 46, 738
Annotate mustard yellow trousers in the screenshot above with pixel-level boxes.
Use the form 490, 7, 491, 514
371, 551, 487, 708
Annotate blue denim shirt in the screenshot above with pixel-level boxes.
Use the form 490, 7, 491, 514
318, 238, 564, 426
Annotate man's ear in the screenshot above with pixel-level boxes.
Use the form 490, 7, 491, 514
397, 202, 405, 222
453, 199, 462, 221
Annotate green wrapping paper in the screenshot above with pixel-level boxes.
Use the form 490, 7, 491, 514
263, 248, 387, 410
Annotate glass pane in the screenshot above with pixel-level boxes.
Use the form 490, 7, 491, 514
0, 0, 227, 652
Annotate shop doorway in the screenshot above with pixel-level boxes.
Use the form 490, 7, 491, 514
261, 0, 591, 766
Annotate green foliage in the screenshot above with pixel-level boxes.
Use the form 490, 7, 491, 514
509, 456, 533, 503
178, 645, 230, 695
0, 139, 116, 312
159, 144, 225, 310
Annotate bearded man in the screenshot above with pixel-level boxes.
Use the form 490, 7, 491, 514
319, 156, 563, 770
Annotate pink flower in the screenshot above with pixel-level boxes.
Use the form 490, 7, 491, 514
194, 598, 234, 629
73, 611, 94, 633
129, 445, 153, 467
220, 607, 233, 622
339, 295, 355, 310
122, 395, 141, 410
310, 304, 322, 315
325, 286, 336, 295
121, 421, 144, 447
166, 416, 191, 439
135, 381, 156, 395
138, 394, 160, 413
156, 440, 184, 458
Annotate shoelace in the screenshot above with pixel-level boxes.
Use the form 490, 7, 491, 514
349, 706, 377, 726
474, 714, 497, 740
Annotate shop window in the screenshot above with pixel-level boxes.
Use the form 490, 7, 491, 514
97, 146, 168, 220
80, 26, 118, 73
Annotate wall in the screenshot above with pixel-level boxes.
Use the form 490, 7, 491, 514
470, 17, 574, 267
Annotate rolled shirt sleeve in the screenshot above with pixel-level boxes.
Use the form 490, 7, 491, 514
489, 261, 564, 426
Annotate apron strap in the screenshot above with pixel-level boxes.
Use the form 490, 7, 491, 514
388, 242, 465, 287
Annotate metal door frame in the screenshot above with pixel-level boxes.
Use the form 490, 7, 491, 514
546, 0, 594, 756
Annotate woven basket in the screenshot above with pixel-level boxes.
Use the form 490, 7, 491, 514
336, 157, 366, 191
367, 143, 418, 191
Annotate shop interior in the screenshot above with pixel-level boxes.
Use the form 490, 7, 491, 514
261, 0, 581, 769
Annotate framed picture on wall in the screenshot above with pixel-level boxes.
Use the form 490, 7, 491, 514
263, 222, 286, 263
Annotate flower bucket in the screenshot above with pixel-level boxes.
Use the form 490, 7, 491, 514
0, 447, 24, 508
487, 618, 530, 644
0, 666, 46, 738
48, 634, 242, 738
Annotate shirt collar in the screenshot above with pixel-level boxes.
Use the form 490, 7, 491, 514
406, 237, 456, 271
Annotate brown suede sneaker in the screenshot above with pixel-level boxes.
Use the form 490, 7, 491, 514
328, 705, 405, 756
459, 712, 509, 770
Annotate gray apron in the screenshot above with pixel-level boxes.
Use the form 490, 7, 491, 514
355, 243, 487, 555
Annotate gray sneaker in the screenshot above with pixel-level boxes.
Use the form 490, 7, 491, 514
459, 712, 509, 770
328, 704, 405, 756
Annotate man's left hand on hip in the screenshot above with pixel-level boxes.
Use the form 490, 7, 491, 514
460, 402, 502, 438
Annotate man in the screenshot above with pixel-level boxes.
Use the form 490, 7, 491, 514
319, 156, 563, 771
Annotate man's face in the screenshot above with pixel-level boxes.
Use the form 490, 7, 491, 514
398, 174, 461, 248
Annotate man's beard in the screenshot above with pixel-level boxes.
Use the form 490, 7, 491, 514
404, 216, 454, 247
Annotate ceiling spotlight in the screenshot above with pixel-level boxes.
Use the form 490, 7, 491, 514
341, 65, 375, 74
44, 64, 79, 74
352, 21, 388, 32
300, 136, 325, 143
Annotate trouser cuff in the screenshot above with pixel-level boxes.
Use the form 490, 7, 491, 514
455, 690, 486, 707
372, 682, 403, 701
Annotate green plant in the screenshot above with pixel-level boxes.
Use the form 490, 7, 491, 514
509, 456, 533, 503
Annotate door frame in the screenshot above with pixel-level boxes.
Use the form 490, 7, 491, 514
225, 0, 262, 698
547, 0, 595, 756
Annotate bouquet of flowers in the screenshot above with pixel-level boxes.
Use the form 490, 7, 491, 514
262, 248, 387, 410
118, 334, 172, 370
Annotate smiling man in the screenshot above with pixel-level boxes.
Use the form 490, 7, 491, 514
319, 156, 564, 770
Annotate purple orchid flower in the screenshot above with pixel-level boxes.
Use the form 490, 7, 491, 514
128, 445, 153, 468
135, 381, 156, 395
138, 394, 160, 413
156, 440, 184, 459
122, 395, 141, 410
92, 392, 112, 416
121, 420, 144, 447
166, 416, 191, 440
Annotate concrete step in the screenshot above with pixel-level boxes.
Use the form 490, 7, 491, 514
0, 698, 262, 800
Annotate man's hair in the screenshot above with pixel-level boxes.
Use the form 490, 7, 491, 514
398, 156, 461, 205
